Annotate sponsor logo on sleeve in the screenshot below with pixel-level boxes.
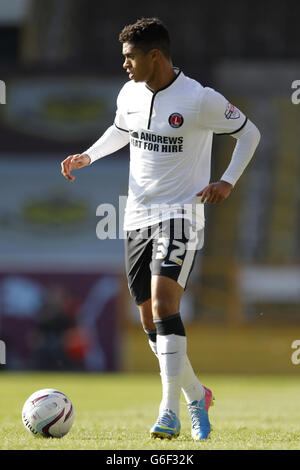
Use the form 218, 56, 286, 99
225, 102, 240, 119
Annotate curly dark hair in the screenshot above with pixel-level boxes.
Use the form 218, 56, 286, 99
119, 17, 171, 59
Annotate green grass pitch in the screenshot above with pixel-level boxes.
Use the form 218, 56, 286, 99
0, 372, 300, 450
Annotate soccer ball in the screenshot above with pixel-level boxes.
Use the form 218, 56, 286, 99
22, 388, 74, 438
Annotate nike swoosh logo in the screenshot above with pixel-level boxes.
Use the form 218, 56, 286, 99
127, 111, 140, 114
161, 352, 178, 355
161, 261, 177, 267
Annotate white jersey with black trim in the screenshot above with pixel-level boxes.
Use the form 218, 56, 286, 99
113, 69, 247, 231
86, 69, 252, 231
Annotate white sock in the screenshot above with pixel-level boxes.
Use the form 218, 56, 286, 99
149, 339, 158, 356
181, 357, 205, 403
149, 339, 205, 404
156, 334, 186, 417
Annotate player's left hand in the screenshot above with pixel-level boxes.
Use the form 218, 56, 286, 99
196, 180, 233, 204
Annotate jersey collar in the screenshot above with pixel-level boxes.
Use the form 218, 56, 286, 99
145, 68, 182, 94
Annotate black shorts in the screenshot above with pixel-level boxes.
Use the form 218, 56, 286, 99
124, 218, 204, 305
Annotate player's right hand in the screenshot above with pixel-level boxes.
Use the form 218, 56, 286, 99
61, 153, 91, 182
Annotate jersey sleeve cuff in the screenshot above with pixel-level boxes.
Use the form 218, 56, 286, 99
114, 122, 129, 133
215, 116, 248, 136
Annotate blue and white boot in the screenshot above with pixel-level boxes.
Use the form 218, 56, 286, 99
150, 409, 181, 439
187, 386, 214, 440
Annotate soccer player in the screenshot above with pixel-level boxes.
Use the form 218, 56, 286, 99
61, 17, 260, 440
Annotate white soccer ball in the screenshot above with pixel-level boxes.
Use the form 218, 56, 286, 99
22, 388, 74, 438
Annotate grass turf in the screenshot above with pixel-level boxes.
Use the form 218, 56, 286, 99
0, 372, 300, 450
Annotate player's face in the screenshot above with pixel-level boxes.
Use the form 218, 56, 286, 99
122, 42, 155, 83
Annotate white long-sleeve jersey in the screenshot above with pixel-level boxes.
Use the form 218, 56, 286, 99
85, 69, 260, 231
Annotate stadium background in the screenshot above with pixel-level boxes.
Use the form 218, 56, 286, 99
0, 0, 299, 375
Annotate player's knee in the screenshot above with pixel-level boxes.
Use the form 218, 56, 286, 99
140, 315, 155, 331
152, 296, 176, 319
138, 299, 154, 330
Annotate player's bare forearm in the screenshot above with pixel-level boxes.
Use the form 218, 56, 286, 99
61, 153, 91, 182
196, 180, 233, 204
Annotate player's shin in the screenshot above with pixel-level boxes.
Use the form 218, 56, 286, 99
144, 328, 205, 403
144, 329, 158, 356
153, 314, 186, 417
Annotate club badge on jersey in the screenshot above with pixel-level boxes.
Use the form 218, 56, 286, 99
168, 113, 184, 128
